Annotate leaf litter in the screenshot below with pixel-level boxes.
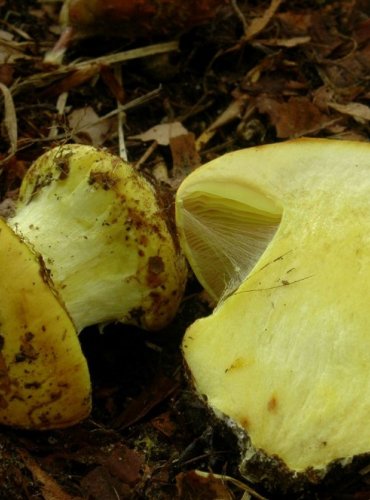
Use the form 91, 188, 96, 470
0, 0, 370, 498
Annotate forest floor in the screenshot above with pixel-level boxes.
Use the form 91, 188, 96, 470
0, 1, 370, 498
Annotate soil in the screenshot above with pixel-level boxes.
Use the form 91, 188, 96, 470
0, 0, 370, 498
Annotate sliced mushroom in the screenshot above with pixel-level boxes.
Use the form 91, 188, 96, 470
9, 144, 187, 332
0, 219, 90, 429
0, 144, 186, 429
176, 138, 370, 486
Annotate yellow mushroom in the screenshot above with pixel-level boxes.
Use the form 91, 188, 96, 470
0, 144, 186, 429
176, 138, 370, 485
0, 219, 90, 429
9, 144, 187, 332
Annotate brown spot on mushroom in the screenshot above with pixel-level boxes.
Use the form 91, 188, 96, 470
126, 207, 145, 230
24, 382, 42, 390
0, 352, 10, 393
15, 332, 39, 363
88, 170, 118, 190
0, 395, 8, 409
268, 395, 278, 412
127, 307, 145, 326
27, 171, 54, 203
225, 357, 245, 373
55, 155, 71, 180
138, 234, 148, 246
38, 255, 52, 284
147, 256, 165, 287
240, 417, 249, 429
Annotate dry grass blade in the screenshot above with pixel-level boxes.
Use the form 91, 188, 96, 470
19, 449, 83, 500
244, 0, 282, 40
328, 101, 370, 122
0, 82, 17, 156
194, 470, 268, 500
12, 41, 179, 95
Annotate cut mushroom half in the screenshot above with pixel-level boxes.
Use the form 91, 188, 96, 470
176, 138, 370, 487
9, 144, 187, 332
0, 219, 91, 429
0, 144, 187, 429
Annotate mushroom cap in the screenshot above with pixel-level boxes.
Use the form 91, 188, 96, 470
0, 218, 91, 429
176, 138, 370, 483
10, 144, 187, 332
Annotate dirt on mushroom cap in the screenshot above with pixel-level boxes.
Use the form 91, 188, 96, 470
0, 219, 91, 429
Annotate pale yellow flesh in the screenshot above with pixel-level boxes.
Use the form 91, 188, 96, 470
176, 138, 370, 475
0, 219, 91, 429
10, 145, 187, 332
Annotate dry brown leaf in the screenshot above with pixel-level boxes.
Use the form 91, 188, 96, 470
196, 97, 248, 150
20, 450, 81, 500
257, 95, 330, 138
131, 121, 188, 145
81, 466, 131, 500
0, 38, 30, 64
256, 36, 311, 47
0, 82, 17, 155
0, 63, 14, 86
277, 12, 313, 35
328, 101, 370, 123
45, 63, 101, 96
176, 470, 234, 500
113, 373, 179, 429
245, 0, 282, 41
170, 132, 201, 183
68, 106, 114, 146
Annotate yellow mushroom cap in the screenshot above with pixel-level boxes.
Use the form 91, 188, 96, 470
176, 138, 370, 482
0, 218, 91, 429
9, 144, 187, 332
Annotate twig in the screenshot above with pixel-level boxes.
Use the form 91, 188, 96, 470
230, 0, 248, 36
12, 41, 179, 95
133, 141, 158, 170
114, 66, 128, 161
0, 82, 17, 156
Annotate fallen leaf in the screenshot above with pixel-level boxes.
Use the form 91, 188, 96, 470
0, 82, 17, 155
0, 38, 30, 64
81, 466, 131, 500
277, 12, 313, 35
20, 449, 81, 500
196, 98, 247, 150
101, 443, 146, 486
0, 63, 14, 86
256, 35, 311, 47
176, 470, 234, 500
328, 101, 370, 123
256, 95, 329, 138
113, 372, 179, 429
131, 121, 188, 145
244, 0, 282, 41
151, 411, 177, 437
68, 106, 114, 146
170, 132, 201, 183
44, 63, 101, 96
